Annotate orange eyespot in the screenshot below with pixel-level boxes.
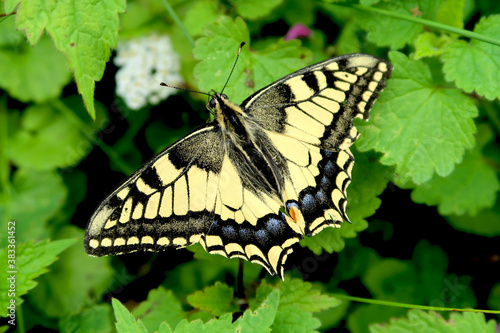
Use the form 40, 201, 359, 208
289, 205, 300, 222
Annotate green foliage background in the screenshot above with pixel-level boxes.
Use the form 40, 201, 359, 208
1, 0, 500, 332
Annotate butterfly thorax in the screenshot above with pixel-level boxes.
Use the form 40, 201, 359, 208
210, 93, 287, 200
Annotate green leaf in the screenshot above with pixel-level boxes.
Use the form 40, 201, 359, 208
232, 0, 283, 20
277, 279, 341, 313
0, 18, 71, 102
194, 16, 311, 104
0, 238, 75, 312
236, 289, 279, 332
183, 0, 220, 36
7, 103, 92, 170
353, 1, 425, 50
27, 226, 114, 318
487, 282, 500, 310
59, 304, 114, 333
411, 124, 499, 216
301, 150, 388, 254
132, 286, 187, 331
6, 0, 126, 118
187, 282, 238, 317
414, 32, 450, 59
271, 304, 320, 333
1, 169, 67, 247
436, 0, 464, 29
445, 198, 500, 236
442, 15, 500, 100
112, 298, 148, 333
173, 314, 235, 333
357, 51, 477, 184
250, 280, 339, 333
369, 310, 496, 333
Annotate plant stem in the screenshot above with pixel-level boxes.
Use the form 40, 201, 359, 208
331, 3, 500, 47
161, 0, 195, 47
331, 294, 500, 314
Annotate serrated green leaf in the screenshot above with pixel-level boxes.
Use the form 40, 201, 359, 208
411, 124, 499, 216
6, 0, 126, 118
7, 103, 92, 170
194, 16, 311, 104
369, 310, 496, 333
173, 314, 235, 333
158, 322, 174, 333
236, 289, 279, 333
187, 282, 237, 317
1, 169, 67, 247
0, 18, 71, 102
272, 304, 321, 333
250, 280, 339, 333
27, 226, 114, 318
112, 298, 148, 333
132, 286, 187, 332
442, 15, 500, 100
277, 279, 341, 313
232, 0, 283, 20
357, 51, 477, 184
0, 238, 75, 313
59, 304, 114, 333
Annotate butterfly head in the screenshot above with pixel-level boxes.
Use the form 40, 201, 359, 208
208, 93, 229, 111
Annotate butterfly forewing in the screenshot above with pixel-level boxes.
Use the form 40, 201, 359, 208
85, 53, 392, 278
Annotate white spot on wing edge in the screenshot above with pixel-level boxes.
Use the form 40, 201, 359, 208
89, 239, 100, 248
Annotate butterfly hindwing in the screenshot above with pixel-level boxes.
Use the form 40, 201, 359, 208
241, 53, 391, 236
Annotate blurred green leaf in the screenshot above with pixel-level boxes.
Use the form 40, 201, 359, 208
59, 304, 114, 333
184, 0, 220, 37
0, 18, 71, 103
0, 238, 75, 311
5, 0, 126, 118
357, 51, 477, 184
7, 104, 92, 170
443, 15, 500, 100
370, 310, 496, 333
28, 226, 114, 318
232, 0, 283, 20
2, 169, 67, 246
446, 198, 500, 236
414, 32, 450, 59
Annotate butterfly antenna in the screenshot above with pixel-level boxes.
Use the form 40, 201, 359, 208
221, 42, 246, 94
160, 82, 213, 98
160, 83, 216, 116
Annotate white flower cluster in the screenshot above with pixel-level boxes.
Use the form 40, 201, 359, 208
114, 33, 183, 110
